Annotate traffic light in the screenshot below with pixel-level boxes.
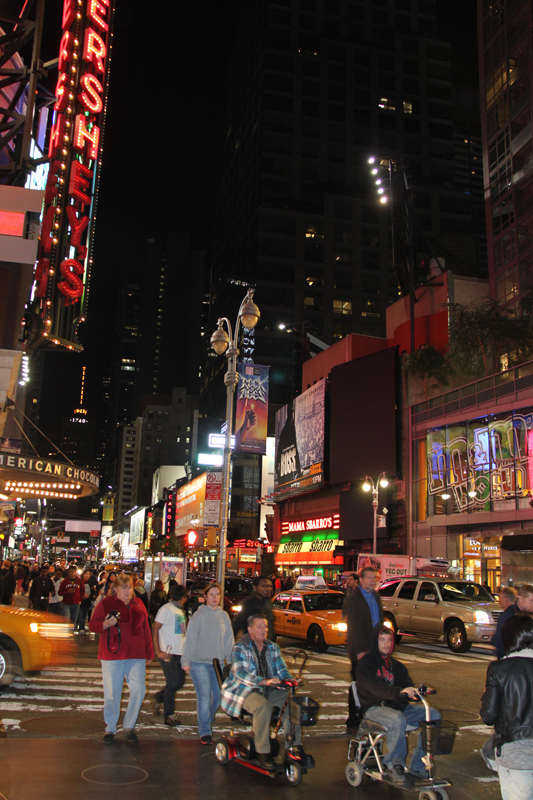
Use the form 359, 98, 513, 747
187, 529, 198, 548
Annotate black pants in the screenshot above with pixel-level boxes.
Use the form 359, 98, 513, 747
32, 598, 49, 611
155, 655, 185, 718
346, 659, 361, 728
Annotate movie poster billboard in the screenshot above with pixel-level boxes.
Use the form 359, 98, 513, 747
274, 378, 326, 497
234, 364, 269, 454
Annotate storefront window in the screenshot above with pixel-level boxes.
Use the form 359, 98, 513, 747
424, 407, 533, 518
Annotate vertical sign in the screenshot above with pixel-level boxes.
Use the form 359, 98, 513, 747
204, 471, 222, 527
234, 363, 269, 454
29, 0, 116, 351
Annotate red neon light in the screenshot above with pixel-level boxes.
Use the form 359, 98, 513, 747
84, 28, 106, 73
58, 30, 73, 72
0, 210, 25, 237
34, 258, 49, 298
79, 74, 103, 113
66, 207, 89, 246
69, 161, 93, 204
54, 72, 68, 112
74, 115, 100, 159
62, 0, 76, 30
87, 0, 109, 31
281, 514, 340, 534
57, 258, 84, 299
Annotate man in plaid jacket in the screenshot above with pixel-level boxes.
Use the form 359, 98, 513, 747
221, 613, 311, 770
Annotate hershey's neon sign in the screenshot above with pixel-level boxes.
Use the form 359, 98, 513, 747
31, 0, 115, 350
282, 514, 340, 534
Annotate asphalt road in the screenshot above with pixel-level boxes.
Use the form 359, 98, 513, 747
0, 606, 502, 800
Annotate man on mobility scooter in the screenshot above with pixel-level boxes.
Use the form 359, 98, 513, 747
220, 613, 314, 770
356, 624, 441, 787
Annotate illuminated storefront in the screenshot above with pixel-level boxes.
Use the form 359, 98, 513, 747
411, 398, 533, 589
275, 514, 344, 580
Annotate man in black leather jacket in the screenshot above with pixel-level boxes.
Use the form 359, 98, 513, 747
480, 613, 533, 800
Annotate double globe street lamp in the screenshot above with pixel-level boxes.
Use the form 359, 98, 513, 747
363, 472, 389, 554
210, 288, 261, 604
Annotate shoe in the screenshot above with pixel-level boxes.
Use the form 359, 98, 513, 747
346, 726, 359, 736
153, 694, 163, 715
408, 767, 430, 781
124, 728, 139, 743
164, 716, 181, 726
78, 629, 86, 635
257, 753, 276, 771
292, 745, 315, 769
102, 733, 115, 745
200, 735, 212, 745
388, 764, 409, 786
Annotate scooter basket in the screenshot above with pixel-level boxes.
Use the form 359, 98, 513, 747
420, 720, 456, 755
289, 696, 319, 726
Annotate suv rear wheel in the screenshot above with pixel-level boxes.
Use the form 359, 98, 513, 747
445, 620, 471, 653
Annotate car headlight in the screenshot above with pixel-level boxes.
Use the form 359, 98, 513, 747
325, 622, 348, 632
474, 610, 491, 625
35, 622, 74, 639
231, 605, 242, 613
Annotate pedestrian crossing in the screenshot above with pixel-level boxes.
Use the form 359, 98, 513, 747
0, 658, 351, 739
0, 641, 493, 740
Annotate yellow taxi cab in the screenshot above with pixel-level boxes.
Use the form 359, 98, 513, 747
272, 576, 346, 652
0, 605, 76, 689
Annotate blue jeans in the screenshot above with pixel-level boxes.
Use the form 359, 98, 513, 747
498, 765, 533, 800
365, 704, 441, 772
65, 604, 80, 627
189, 662, 220, 737
101, 659, 147, 734
155, 655, 185, 718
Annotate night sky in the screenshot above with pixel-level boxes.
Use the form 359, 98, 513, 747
36, 0, 477, 442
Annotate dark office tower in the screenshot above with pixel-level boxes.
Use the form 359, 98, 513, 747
136, 233, 206, 402
209, 0, 485, 407
478, 0, 533, 310
108, 275, 143, 438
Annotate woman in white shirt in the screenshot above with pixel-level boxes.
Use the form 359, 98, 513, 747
152, 584, 188, 726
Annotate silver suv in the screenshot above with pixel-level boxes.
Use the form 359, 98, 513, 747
379, 577, 501, 653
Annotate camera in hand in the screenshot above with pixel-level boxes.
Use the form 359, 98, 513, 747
107, 609, 121, 620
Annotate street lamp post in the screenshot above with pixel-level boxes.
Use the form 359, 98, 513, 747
362, 472, 389, 553
210, 289, 260, 606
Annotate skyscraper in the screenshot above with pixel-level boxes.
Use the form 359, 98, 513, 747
206, 0, 486, 410
478, 0, 533, 312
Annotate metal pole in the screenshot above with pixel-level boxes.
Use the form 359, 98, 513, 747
372, 485, 378, 554
216, 336, 238, 606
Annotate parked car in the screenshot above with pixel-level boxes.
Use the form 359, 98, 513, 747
0, 606, 76, 690
187, 574, 254, 617
272, 588, 346, 652
379, 576, 501, 653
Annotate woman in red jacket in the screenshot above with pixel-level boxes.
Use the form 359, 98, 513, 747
89, 573, 154, 745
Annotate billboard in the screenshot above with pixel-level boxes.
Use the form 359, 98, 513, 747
129, 507, 146, 545
234, 363, 269, 454
274, 378, 326, 497
175, 471, 221, 533
28, 0, 116, 351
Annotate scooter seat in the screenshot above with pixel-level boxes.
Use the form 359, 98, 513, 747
358, 719, 387, 735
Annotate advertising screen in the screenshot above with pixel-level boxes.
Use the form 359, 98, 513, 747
274, 378, 325, 497
175, 471, 221, 532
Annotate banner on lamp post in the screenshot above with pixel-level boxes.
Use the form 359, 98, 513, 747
234, 364, 269, 455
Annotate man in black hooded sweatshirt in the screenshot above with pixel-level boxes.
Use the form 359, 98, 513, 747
357, 624, 441, 786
